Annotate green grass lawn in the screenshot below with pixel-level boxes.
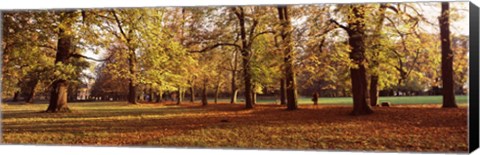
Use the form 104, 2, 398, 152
208, 95, 468, 105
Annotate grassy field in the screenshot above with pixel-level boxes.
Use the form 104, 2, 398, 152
209, 95, 468, 104
1, 100, 468, 153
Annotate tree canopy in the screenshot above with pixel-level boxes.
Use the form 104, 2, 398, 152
1, 2, 469, 115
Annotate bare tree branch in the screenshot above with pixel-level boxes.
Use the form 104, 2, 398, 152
329, 19, 350, 32
385, 4, 399, 14
318, 37, 326, 53
110, 9, 130, 43
37, 44, 56, 50
251, 30, 276, 42
231, 7, 241, 20
81, 10, 87, 24
247, 18, 259, 46
70, 53, 110, 62
188, 43, 241, 53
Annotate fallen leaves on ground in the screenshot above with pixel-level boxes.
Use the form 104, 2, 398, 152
1, 102, 468, 153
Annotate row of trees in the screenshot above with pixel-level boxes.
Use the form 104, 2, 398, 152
2, 2, 468, 115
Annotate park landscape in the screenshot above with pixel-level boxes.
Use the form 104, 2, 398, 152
0, 1, 471, 153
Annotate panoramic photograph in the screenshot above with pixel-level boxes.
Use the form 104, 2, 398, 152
1, 1, 470, 153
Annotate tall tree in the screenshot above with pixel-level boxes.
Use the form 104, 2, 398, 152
331, 5, 373, 115
201, 78, 208, 106
189, 6, 273, 109
229, 49, 240, 104
439, 2, 457, 108
277, 6, 298, 110
111, 9, 139, 104
46, 11, 77, 112
232, 6, 254, 109
367, 4, 387, 106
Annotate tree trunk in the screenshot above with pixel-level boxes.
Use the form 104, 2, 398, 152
235, 7, 254, 109
347, 6, 373, 115
127, 47, 137, 104
242, 53, 253, 109
252, 91, 257, 105
155, 93, 160, 103
47, 80, 70, 112
202, 79, 208, 106
350, 66, 372, 115
214, 83, 220, 104
177, 87, 182, 105
156, 91, 163, 103
25, 79, 39, 103
369, 76, 379, 106
312, 92, 319, 105
230, 50, 238, 104
148, 87, 153, 102
231, 89, 238, 104
46, 11, 75, 112
369, 4, 386, 107
230, 70, 237, 104
280, 78, 287, 105
285, 74, 298, 110
12, 91, 19, 102
278, 6, 298, 110
25, 91, 35, 103
128, 79, 137, 104
439, 2, 457, 108
112, 10, 138, 104
181, 89, 185, 102
190, 83, 195, 103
